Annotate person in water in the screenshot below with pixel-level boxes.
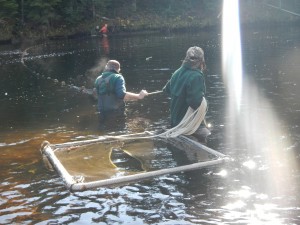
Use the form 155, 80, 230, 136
94, 60, 148, 125
99, 24, 108, 37
162, 46, 210, 139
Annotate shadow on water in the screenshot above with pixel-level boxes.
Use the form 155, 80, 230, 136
0, 26, 300, 224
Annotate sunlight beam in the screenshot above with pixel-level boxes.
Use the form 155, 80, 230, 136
222, 0, 243, 112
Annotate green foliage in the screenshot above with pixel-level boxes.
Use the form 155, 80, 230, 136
1, 0, 299, 41
0, 0, 221, 32
0, 0, 223, 40
0, 0, 18, 19
26, 0, 62, 27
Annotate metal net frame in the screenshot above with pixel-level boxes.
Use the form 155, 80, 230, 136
41, 134, 229, 192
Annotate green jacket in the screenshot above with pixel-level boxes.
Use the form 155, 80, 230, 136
163, 64, 206, 127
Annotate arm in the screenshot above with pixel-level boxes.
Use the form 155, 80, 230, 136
92, 88, 98, 99
94, 77, 100, 98
114, 75, 148, 101
124, 90, 148, 101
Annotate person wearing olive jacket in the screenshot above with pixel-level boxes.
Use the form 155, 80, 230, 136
163, 46, 210, 138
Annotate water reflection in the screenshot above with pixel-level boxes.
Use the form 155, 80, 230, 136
101, 36, 110, 55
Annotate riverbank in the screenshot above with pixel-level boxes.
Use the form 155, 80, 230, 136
0, 12, 215, 44
0, 1, 299, 45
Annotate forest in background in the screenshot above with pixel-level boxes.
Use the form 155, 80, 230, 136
0, 0, 299, 43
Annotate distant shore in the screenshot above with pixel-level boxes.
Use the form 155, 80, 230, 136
1, 1, 299, 45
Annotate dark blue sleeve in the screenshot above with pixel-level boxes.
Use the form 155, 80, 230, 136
115, 76, 126, 99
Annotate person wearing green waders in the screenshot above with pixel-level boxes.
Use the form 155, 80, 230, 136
163, 46, 210, 140
94, 60, 148, 128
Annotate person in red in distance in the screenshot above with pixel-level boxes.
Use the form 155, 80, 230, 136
99, 24, 108, 37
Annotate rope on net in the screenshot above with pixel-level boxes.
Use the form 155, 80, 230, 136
157, 97, 207, 138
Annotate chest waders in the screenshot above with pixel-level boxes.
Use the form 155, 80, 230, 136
97, 74, 125, 113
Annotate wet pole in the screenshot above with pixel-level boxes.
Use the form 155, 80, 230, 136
147, 90, 163, 95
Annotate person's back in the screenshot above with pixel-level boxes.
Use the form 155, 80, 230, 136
163, 46, 206, 127
94, 61, 126, 115
95, 71, 125, 113
94, 60, 148, 127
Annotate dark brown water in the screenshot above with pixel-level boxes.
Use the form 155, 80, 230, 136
0, 26, 300, 224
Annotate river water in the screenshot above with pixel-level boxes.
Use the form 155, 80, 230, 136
0, 25, 300, 224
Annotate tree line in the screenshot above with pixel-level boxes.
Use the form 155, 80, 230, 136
0, 0, 221, 39
1, 0, 299, 41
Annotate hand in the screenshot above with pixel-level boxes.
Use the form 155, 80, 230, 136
138, 90, 148, 99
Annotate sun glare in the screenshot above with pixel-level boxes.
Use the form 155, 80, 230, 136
222, 0, 242, 113
222, 0, 298, 223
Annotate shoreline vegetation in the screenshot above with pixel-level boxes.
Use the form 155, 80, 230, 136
0, 0, 299, 45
